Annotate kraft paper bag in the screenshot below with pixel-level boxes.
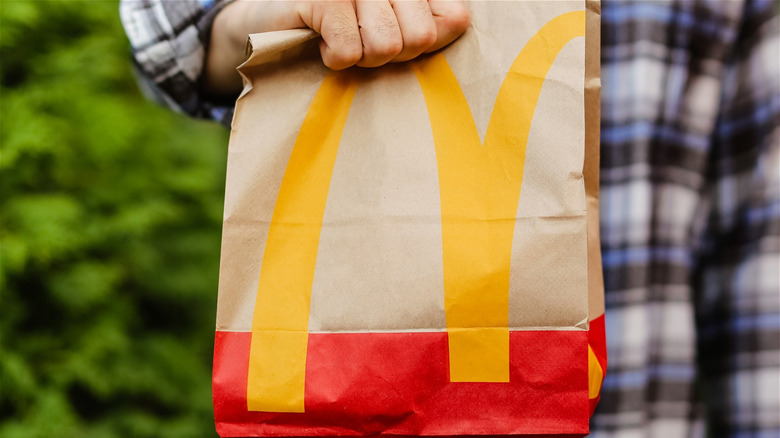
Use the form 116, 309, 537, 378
213, 1, 605, 436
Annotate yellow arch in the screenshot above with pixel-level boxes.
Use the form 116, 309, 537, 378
247, 72, 358, 412
412, 10, 585, 382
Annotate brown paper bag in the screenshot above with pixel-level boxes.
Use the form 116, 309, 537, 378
213, 1, 604, 436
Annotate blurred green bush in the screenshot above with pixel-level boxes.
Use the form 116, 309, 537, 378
1, 2, 228, 437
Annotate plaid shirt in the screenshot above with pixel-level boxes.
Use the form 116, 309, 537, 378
120, 1, 780, 436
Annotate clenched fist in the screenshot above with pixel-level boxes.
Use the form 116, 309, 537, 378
204, 0, 471, 95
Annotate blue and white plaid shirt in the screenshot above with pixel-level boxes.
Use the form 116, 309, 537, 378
120, 1, 780, 436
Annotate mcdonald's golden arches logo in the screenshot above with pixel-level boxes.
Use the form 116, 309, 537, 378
246, 10, 587, 413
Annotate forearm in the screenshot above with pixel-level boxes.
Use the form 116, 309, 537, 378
203, 1, 305, 97
202, 7, 247, 96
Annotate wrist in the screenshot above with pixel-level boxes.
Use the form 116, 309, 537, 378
203, 1, 308, 97
214, 1, 256, 49
220, 1, 306, 44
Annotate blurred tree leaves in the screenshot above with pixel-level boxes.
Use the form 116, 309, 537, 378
1, 2, 228, 436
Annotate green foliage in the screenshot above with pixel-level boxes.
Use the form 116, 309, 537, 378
1, 2, 228, 436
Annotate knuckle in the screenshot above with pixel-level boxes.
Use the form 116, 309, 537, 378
366, 36, 403, 59
443, 4, 471, 33
324, 5, 358, 35
400, 1, 436, 50
333, 44, 364, 66
406, 26, 437, 50
361, 8, 402, 59
325, 17, 362, 65
374, 7, 398, 31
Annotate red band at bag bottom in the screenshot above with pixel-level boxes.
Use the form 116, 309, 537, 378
214, 330, 589, 437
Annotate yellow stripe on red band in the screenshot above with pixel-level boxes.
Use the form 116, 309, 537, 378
247, 72, 358, 412
588, 344, 604, 399
413, 10, 586, 383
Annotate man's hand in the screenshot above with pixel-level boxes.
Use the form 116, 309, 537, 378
204, 0, 470, 96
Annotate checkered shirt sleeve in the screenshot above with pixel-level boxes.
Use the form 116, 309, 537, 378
119, 0, 235, 125
695, 1, 780, 434
592, 1, 779, 437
